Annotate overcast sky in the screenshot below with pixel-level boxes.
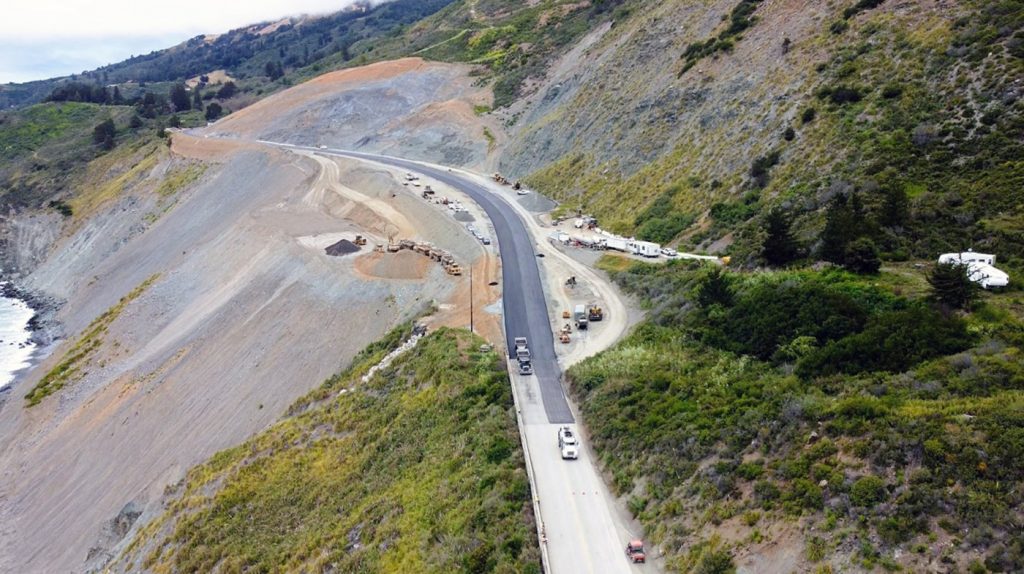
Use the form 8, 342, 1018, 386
0, 0, 359, 83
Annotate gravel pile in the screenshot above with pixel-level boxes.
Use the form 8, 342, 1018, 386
325, 239, 360, 256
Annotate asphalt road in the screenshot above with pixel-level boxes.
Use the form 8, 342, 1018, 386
256, 141, 650, 574
298, 146, 575, 424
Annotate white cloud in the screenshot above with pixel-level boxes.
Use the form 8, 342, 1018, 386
1, 0, 358, 41
0, 1, 364, 83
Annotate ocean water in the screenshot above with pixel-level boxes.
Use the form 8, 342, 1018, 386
0, 285, 36, 389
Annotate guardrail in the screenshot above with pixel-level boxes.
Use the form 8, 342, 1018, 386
506, 356, 552, 573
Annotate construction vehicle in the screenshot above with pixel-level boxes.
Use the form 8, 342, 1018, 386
353, 235, 367, 246
625, 540, 647, 563
512, 337, 533, 375
557, 426, 579, 460
588, 306, 603, 321
574, 304, 589, 330
562, 309, 571, 319
559, 332, 570, 344
513, 337, 528, 355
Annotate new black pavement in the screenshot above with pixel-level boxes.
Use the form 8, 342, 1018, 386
307, 147, 575, 424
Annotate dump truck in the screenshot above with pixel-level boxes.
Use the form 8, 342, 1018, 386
588, 306, 603, 321
557, 426, 579, 460
625, 540, 647, 563
574, 304, 589, 330
513, 337, 533, 375
517, 348, 534, 374
513, 337, 528, 355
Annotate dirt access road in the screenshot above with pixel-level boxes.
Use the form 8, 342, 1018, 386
254, 140, 655, 574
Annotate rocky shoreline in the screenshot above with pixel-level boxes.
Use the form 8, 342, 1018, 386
1, 279, 62, 346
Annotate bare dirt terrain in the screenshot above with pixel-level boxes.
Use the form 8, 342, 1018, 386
209, 57, 503, 170
0, 70, 493, 571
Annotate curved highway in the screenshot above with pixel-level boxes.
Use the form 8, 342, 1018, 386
251, 140, 650, 574
296, 145, 575, 424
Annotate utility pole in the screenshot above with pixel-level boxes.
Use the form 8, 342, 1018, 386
469, 265, 474, 334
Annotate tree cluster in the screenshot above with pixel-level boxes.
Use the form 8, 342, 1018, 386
92, 118, 116, 150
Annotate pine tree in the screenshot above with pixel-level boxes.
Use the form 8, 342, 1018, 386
696, 267, 734, 307
169, 83, 191, 112
216, 82, 237, 99
761, 208, 800, 266
880, 186, 909, 229
819, 194, 867, 264
844, 237, 881, 274
928, 262, 978, 310
92, 119, 116, 149
192, 88, 203, 111
205, 102, 223, 121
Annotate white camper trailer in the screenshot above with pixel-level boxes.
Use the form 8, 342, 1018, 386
937, 251, 1009, 289
629, 240, 661, 258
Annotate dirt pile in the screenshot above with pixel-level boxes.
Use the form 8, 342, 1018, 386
355, 250, 432, 280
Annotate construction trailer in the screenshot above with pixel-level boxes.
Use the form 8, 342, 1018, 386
603, 237, 630, 252
629, 240, 661, 258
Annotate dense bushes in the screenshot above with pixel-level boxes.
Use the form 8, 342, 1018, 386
796, 306, 973, 376
570, 258, 1022, 569
634, 186, 695, 243
681, 267, 972, 375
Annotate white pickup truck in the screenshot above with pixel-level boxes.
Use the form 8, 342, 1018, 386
557, 426, 579, 460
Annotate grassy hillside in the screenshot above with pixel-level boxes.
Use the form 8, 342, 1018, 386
568, 257, 1024, 572
116, 327, 540, 573
0, 0, 456, 110
0, 102, 140, 210
399, 0, 628, 108
512, 0, 1023, 268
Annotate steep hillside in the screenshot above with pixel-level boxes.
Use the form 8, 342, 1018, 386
501, 0, 1022, 269
111, 327, 539, 574
0, 116, 486, 572
570, 258, 1024, 572
0, 102, 140, 210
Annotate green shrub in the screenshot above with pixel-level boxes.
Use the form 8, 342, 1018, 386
851, 475, 887, 506
844, 237, 881, 274
737, 461, 765, 480
696, 548, 736, 574
786, 479, 824, 511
